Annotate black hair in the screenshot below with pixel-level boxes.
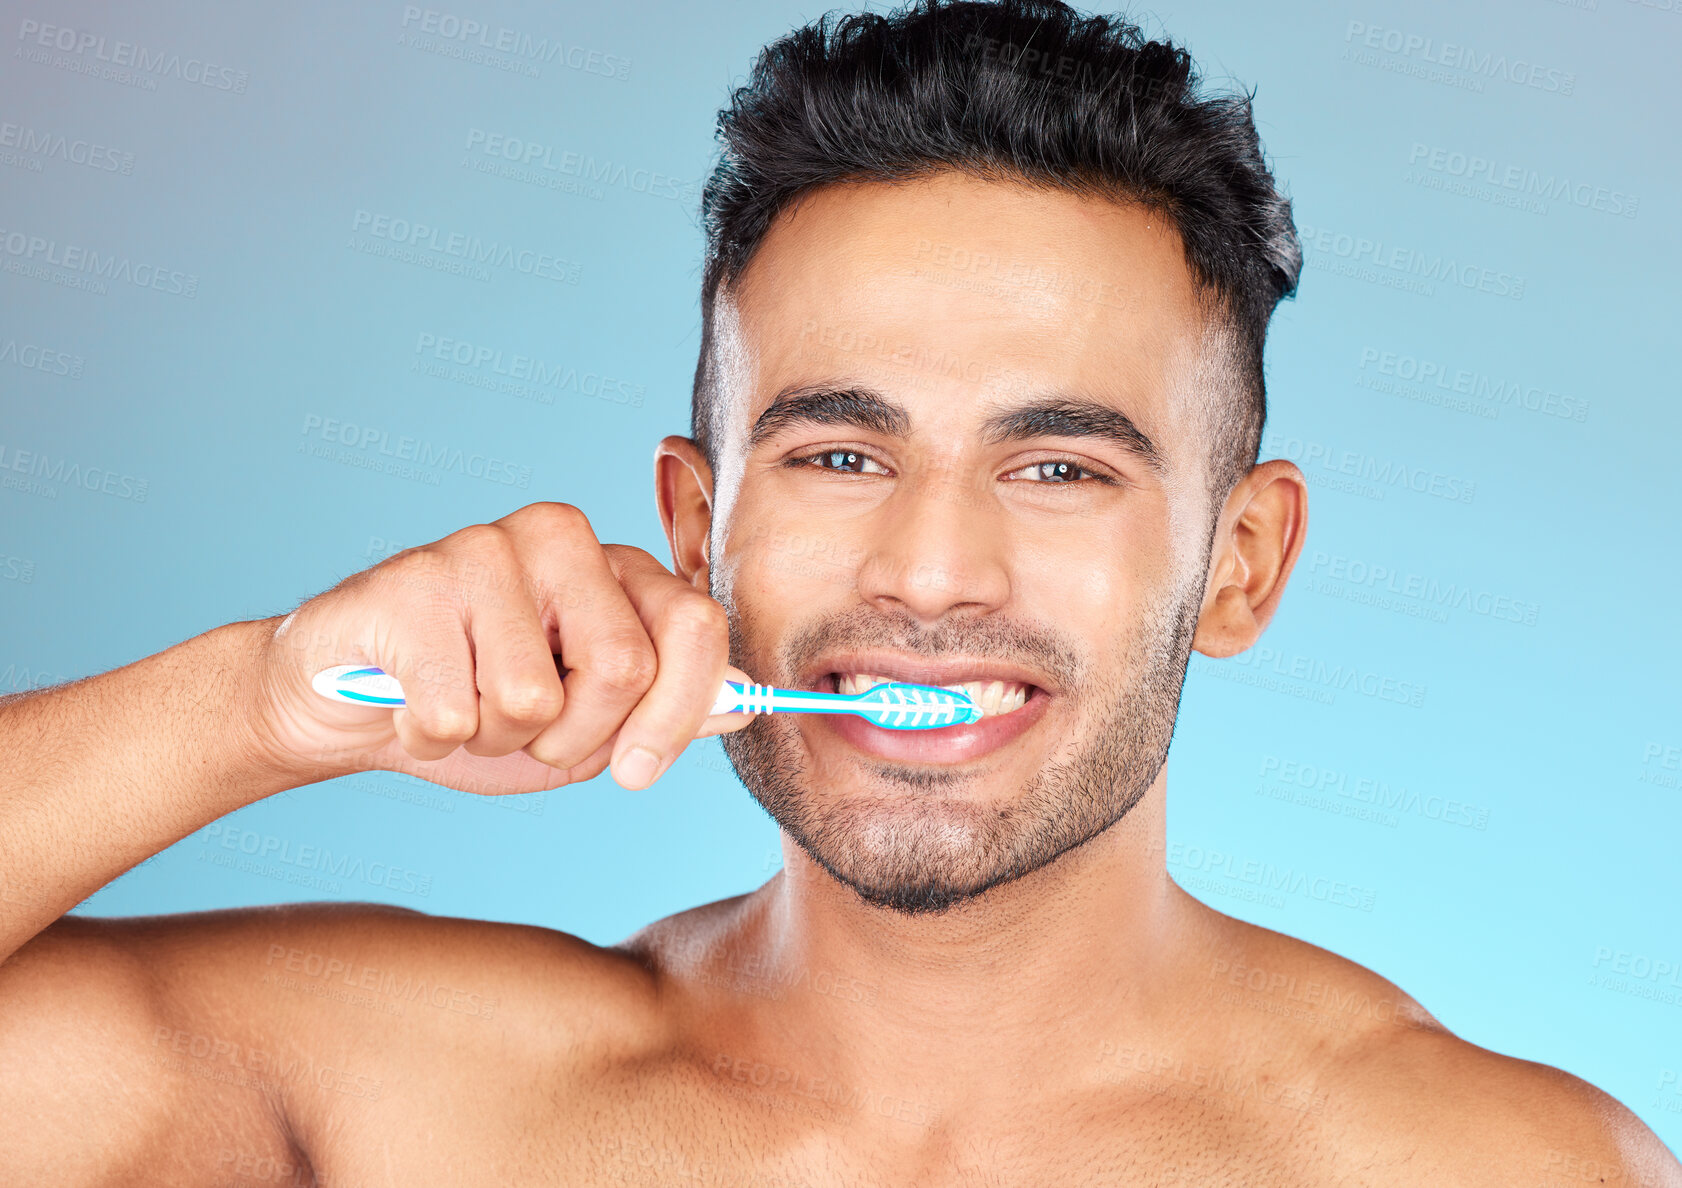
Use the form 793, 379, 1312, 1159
691, 0, 1301, 506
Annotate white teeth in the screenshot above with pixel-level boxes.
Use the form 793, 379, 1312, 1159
835, 672, 1030, 717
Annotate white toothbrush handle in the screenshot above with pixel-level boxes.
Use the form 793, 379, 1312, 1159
314, 667, 968, 728
709, 681, 755, 715
312, 664, 407, 705
315, 666, 768, 716
707, 682, 846, 716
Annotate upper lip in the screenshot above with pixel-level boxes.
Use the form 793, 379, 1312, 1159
806, 651, 1055, 696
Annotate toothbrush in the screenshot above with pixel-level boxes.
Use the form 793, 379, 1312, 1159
310, 665, 983, 731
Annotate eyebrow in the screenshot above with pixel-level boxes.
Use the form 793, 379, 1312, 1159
748, 383, 1166, 477
979, 394, 1167, 477
748, 385, 910, 449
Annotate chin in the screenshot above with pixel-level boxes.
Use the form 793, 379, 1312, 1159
772, 785, 1048, 912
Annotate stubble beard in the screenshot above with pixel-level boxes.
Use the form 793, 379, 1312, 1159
715, 572, 1205, 916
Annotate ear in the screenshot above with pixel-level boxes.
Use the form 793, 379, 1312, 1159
1192, 459, 1309, 659
654, 435, 715, 590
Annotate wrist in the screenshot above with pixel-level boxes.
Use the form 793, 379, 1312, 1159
211, 616, 344, 797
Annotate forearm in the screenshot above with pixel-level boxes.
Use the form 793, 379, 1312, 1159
0, 617, 298, 962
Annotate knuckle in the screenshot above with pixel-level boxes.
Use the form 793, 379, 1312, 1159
600, 542, 658, 570
660, 594, 728, 649
589, 637, 658, 695
415, 705, 476, 742
493, 680, 564, 723
516, 501, 591, 539
452, 522, 509, 550
450, 524, 518, 572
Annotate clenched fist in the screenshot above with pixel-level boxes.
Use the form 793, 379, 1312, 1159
251, 502, 753, 795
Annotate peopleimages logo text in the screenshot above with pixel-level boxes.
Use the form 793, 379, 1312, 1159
1297, 222, 1524, 300
400, 7, 630, 79
1407, 145, 1637, 218
0, 121, 135, 173
0, 226, 198, 296
463, 130, 697, 203
300, 415, 532, 488
1357, 347, 1588, 423
15, 19, 249, 92
349, 210, 580, 283
1343, 21, 1575, 94
1261, 429, 1476, 505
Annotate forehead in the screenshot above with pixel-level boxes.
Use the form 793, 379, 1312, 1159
725, 171, 1211, 442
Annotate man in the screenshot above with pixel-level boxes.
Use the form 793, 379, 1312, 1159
1, 0, 1675, 1183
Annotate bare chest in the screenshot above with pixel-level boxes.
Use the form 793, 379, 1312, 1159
305, 1055, 1414, 1188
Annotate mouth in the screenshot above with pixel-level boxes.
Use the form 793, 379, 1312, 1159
806, 654, 1054, 766
828, 671, 1033, 718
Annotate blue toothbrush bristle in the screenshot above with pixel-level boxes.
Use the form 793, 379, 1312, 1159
859, 682, 981, 729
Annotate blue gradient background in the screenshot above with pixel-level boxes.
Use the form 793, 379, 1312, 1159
3, 0, 1678, 1149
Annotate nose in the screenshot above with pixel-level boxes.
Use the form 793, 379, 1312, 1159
855, 465, 1012, 623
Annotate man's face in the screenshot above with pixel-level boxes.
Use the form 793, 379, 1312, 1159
706, 172, 1221, 914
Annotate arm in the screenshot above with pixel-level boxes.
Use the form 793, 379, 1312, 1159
0, 617, 290, 964
0, 619, 318, 1181
0, 501, 746, 1180
0, 900, 632, 1185
1, 501, 749, 967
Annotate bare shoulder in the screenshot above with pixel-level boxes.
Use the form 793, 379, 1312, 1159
1206, 916, 1681, 1185
1323, 1018, 1681, 1186
11, 899, 658, 1046
0, 901, 660, 1184
1195, 911, 1433, 1034
1183, 908, 1679, 1183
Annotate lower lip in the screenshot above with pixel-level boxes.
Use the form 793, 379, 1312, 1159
816, 678, 1052, 764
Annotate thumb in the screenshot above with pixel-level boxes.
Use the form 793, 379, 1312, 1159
694, 663, 760, 739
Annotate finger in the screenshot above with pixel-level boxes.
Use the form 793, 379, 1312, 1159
599, 546, 735, 789
384, 742, 581, 797
557, 733, 617, 786
502, 507, 658, 772
682, 659, 761, 740
695, 718, 754, 739
381, 580, 479, 763
450, 530, 568, 758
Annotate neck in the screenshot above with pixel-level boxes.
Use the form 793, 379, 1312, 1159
715, 764, 1218, 1113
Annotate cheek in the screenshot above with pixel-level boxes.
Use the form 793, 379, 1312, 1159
1008, 523, 1133, 619
724, 496, 868, 603
714, 528, 850, 668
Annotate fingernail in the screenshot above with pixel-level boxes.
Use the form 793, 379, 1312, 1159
616, 745, 663, 789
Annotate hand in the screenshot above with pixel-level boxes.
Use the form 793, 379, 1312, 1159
251, 502, 753, 795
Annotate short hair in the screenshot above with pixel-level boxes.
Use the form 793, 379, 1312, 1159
691, 0, 1301, 508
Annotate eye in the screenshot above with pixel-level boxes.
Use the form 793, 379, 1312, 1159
1003, 459, 1117, 485
787, 448, 893, 476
